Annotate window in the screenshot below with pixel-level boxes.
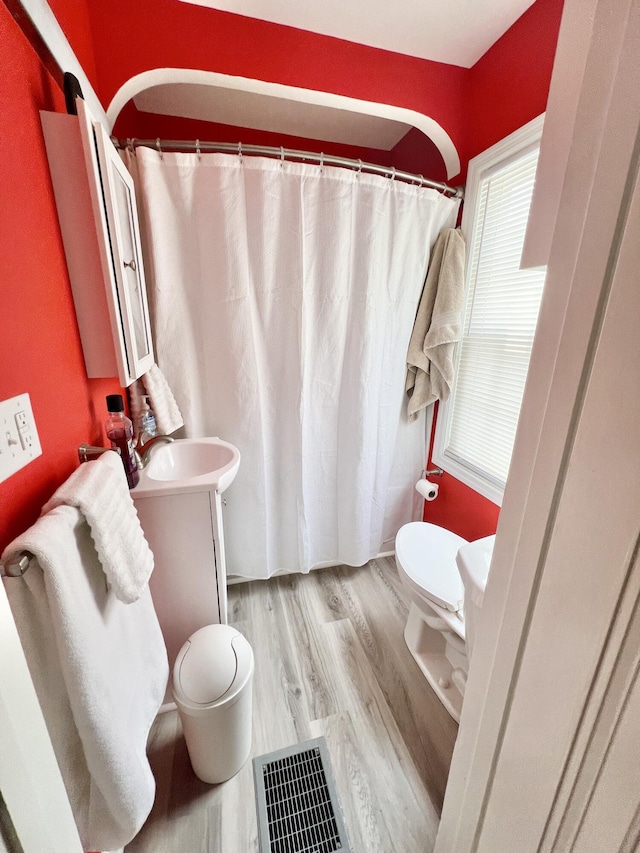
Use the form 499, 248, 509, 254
433, 116, 546, 506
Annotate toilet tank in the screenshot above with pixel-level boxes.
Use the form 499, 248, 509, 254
456, 535, 495, 659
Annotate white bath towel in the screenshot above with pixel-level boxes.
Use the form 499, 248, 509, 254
1, 504, 168, 852
42, 450, 153, 604
406, 227, 466, 421
129, 363, 184, 437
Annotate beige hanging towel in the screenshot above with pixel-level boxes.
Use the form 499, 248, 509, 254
405, 227, 466, 422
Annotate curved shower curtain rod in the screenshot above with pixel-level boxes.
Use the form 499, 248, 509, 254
114, 137, 464, 198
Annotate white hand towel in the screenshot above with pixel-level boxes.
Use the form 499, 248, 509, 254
406, 227, 466, 421
42, 450, 153, 604
1, 504, 168, 852
129, 363, 184, 437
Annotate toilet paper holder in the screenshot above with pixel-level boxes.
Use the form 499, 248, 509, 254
424, 467, 444, 477
416, 477, 439, 501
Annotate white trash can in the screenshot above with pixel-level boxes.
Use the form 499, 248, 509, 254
173, 624, 254, 784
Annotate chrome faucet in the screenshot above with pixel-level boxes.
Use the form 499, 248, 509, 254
78, 444, 117, 463
135, 434, 175, 468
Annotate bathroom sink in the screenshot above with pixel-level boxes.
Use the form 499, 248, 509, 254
133, 437, 240, 497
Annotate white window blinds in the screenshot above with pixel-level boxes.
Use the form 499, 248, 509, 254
433, 119, 546, 505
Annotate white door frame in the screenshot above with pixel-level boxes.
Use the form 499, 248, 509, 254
437, 0, 640, 849
14, 0, 107, 125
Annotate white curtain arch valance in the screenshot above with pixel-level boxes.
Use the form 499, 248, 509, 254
106, 68, 462, 179
135, 149, 458, 579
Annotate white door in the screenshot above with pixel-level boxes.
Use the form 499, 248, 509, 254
437, 0, 640, 849
0, 581, 83, 852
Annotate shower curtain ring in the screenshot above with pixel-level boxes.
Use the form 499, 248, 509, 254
196, 139, 201, 160
156, 138, 163, 159
319, 152, 324, 173
390, 167, 396, 181
238, 142, 243, 162
418, 174, 425, 187
357, 159, 363, 178
126, 137, 135, 154
280, 146, 285, 168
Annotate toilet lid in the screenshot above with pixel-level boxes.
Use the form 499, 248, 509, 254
396, 522, 468, 612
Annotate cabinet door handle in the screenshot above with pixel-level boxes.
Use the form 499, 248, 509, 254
124, 258, 137, 272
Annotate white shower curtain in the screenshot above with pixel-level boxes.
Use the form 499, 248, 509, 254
135, 149, 458, 579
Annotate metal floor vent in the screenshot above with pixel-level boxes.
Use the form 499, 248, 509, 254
253, 737, 351, 853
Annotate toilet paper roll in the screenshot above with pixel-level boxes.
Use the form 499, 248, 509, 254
415, 479, 439, 501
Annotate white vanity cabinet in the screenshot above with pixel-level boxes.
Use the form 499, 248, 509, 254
41, 100, 154, 387
133, 487, 228, 671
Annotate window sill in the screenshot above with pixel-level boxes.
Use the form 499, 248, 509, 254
431, 449, 504, 507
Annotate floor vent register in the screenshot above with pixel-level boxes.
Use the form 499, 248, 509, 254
253, 737, 352, 853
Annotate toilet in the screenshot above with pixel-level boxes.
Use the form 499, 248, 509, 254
395, 522, 494, 722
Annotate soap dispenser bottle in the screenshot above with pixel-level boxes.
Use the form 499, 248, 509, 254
138, 395, 157, 444
105, 394, 140, 489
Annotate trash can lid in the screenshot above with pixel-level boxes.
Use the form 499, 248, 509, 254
173, 624, 253, 706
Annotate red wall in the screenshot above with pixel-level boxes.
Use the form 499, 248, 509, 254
86, 0, 468, 180
465, 0, 564, 164
424, 0, 564, 541
2, 0, 562, 550
424, 405, 501, 542
0, 2, 120, 551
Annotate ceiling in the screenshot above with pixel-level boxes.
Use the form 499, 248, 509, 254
134, 83, 412, 148
176, 0, 537, 68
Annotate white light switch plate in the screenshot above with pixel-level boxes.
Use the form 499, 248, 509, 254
0, 394, 42, 484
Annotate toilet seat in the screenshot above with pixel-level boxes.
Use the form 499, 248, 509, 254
395, 522, 468, 613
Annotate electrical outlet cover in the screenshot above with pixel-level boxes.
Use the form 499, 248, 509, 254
0, 394, 42, 484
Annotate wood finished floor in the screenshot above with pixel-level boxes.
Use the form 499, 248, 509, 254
126, 558, 458, 853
